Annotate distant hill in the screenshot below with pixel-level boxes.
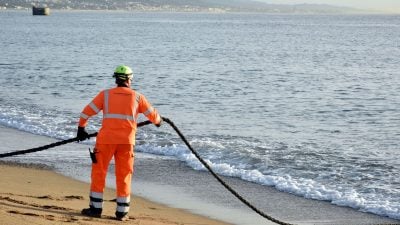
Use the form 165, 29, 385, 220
0, 0, 362, 13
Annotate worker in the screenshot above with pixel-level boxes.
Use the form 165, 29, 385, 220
77, 65, 162, 221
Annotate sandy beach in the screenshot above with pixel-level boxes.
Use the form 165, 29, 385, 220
0, 161, 232, 225
0, 125, 232, 225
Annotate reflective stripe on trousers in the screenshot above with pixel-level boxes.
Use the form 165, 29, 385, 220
89, 191, 103, 209
116, 196, 130, 213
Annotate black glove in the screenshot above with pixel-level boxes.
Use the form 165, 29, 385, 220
77, 126, 89, 141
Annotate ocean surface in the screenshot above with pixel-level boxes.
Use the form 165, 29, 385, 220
0, 10, 399, 223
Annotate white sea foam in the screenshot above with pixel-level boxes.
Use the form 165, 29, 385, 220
1, 107, 399, 220
136, 142, 400, 220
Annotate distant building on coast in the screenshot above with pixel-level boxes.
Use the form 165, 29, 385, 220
32, 6, 50, 16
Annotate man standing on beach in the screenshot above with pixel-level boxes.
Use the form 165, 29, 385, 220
76, 65, 162, 221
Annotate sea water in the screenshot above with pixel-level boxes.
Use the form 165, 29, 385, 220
0, 10, 399, 222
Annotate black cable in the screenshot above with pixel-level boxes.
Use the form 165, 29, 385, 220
0, 120, 152, 158
161, 117, 294, 225
0, 117, 293, 225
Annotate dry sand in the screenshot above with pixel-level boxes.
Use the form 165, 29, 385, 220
0, 162, 231, 225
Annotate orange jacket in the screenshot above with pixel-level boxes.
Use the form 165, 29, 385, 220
79, 87, 161, 145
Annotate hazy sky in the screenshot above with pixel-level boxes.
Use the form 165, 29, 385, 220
259, 0, 400, 12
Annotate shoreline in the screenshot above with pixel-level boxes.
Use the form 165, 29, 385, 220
0, 125, 399, 225
0, 161, 232, 225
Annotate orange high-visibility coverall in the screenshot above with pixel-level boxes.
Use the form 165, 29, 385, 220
79, 87, 161, 214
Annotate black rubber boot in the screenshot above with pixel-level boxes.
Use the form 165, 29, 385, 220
115, 211, 129, 221
81, 206, 102, 218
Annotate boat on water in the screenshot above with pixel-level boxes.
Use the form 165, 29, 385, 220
32, 6, 50, 16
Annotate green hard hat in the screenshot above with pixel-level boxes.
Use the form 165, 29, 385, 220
113, 65, 133, 80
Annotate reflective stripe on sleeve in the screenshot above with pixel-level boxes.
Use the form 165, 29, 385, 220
80, 113, 89, 119
143, 107, 154, 116
89, 102, 100, 113
135, 93, 141, 103
132, 93, 140, 114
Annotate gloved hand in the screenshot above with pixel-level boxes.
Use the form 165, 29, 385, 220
77, 126, 89, 141
155, 118, 162, 127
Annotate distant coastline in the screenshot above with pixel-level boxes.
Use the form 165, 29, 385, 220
0, 8, 396, 16
0, 0, 384, 14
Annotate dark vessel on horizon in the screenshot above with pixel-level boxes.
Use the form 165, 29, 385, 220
32, 6, 50, 16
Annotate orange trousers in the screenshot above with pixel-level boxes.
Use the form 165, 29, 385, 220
90, 144, 134, 197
